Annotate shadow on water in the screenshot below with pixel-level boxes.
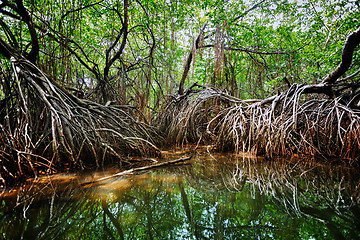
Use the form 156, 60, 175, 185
1, 148, 360, 239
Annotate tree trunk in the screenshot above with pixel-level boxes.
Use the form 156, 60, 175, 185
322, 27, 360, 84
178, 27, 204, 95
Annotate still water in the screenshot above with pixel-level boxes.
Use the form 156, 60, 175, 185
1, 149, 360, 239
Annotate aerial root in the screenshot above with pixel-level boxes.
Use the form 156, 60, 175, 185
0, 56, 163, 183
213, 85, 360, 160
154, 83, 360, 160
154, 84, 242, 145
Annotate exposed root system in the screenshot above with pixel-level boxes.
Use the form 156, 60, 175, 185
0, 56, 162, 184
154, 84, 241, 145
153, 82, 360, 161
213, 84, 360, 160
2, 60, 360, 186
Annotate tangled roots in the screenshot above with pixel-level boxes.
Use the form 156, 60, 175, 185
214, 84, 360, 160
0, 57, 162, 184
154, 85, 241, 145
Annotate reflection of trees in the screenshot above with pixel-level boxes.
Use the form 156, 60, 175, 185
102, 201, 125, 240
229, 156, 360, 234
170, 153, 282, 239
171, 152, 360, 239
1, 152, 360, 239
0, 180, 101, 239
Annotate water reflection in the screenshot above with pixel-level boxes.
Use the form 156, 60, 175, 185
1, 150, 360, 239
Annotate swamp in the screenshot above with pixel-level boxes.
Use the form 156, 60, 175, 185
1, 0, 360, 239
1, 148, 360, 239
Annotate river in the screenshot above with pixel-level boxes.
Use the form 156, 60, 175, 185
1, 148, 360, 239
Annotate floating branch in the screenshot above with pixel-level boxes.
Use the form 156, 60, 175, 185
84, 156, 192, 185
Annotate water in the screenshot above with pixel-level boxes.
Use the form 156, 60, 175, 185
1, 149, 360, 239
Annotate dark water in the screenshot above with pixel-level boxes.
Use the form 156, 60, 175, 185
1, 149, 360, 240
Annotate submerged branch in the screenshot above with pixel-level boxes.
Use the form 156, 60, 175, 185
84, 156, 192, 184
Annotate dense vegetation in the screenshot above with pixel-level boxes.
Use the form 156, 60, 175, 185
1, 0, 360, 184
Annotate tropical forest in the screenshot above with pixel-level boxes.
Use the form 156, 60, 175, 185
1, 0, 360, 239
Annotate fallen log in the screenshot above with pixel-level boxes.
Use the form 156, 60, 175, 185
82, 156, 192, 186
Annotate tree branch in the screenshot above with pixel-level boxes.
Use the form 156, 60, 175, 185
322, 27, 360, 84
178, 25, 206, 95
15, 0, 39, 63
104, 0, 128, 79
0, 18, 19, 49
199, 44, 290, 55
232, 0, 265, 23
59, 1, 104, 32
0, 36, 18, 59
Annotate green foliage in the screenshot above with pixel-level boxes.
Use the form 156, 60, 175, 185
1, 0, 359, 103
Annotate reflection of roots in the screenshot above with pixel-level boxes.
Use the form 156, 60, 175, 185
229, 155, 360, 220
0, 57, 162, 183
244, 156, 360, 224
175, 151, 360, 217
